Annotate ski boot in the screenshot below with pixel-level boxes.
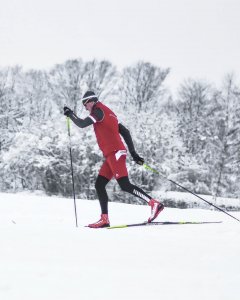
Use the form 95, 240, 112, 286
88, 214, 110, 228
148, 199, 164, 223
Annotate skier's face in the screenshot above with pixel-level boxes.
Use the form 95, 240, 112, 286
84, 101, 95, 112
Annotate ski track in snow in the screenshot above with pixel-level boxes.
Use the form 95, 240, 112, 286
0, 192, 240, 300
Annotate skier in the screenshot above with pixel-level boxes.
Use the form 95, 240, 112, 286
63, 91, 164, 228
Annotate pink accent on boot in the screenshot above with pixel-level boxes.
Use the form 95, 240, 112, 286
88, 214, 110, 228
148, 199, 164, 223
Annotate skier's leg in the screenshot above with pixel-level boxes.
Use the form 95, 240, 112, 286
105, 151, 150, 202
117, 176, 164, 222
88, 160, 112, 228
96, 159, 113, 213
95, 175, 110, 214
107, 149, 164, 222
117, 176, 151, 203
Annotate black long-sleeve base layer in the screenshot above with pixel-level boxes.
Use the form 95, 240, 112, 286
95, 175, 151, 214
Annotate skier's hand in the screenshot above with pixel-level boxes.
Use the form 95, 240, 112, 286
131, 151, 144, 165
63, 106, 73, 117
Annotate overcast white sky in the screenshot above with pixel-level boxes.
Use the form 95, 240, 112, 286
0, 0, 240, 92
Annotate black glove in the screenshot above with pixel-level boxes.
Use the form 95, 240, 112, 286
131, 151, 144, 165
63, 106, 73, 117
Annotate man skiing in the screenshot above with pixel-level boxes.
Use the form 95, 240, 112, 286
63, 91, 164, 228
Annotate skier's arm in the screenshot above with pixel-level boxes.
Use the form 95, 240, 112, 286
69, 113, 94, 128
118, 123, 135, 153
63, 106, 104, 128
119, 123, 144, 165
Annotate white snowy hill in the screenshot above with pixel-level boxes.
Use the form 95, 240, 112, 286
0, 192, 240, 300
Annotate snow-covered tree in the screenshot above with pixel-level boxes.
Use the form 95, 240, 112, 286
20, 70, 54, 126
1, 60, 240, 202
48, 59, 86, 112
116, 61, 171, 193
120, 61, 170, 113
174, 79, 216, 193
176, 79, 213, 155
83, 59, 118, 99
208, 74, 240, 197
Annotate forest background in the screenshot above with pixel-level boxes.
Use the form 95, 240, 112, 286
1, 59, 240, 208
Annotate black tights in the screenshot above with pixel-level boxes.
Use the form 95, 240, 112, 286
95, 175, 151, 214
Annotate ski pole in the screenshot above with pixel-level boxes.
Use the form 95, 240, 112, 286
67, 117, 78, 227
143, 163, 240, 223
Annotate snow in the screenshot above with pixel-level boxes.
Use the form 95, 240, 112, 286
0, 192, 240, 300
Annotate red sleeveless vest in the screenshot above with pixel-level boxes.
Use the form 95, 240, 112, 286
91, 102, 126, 157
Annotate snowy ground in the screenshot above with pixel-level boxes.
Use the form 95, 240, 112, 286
0, 192, 240, 300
